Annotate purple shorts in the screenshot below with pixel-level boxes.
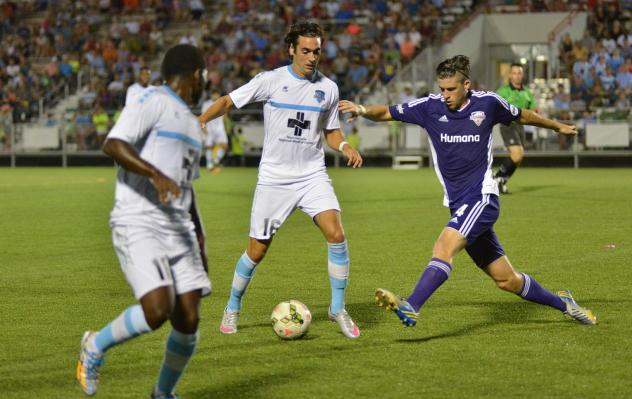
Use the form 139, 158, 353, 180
447, 194, 505, 268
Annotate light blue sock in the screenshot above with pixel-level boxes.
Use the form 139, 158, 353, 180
206, 149, 214, 168
213, 147, 226, 165
227, 252, 258, 312
156, 329, 199, 395
328, 241, 349, 315
93, 305, 152, 353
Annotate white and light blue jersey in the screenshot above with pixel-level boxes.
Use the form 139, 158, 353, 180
108, 85, 203, 231
125, 82, 149, 106
389, 90, 521, 207
229, 65, 341, 184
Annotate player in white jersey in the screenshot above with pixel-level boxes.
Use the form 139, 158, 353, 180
76, 45, 211, 399
199, 21, 363, 339
201, 89, 229, 174
125, 66, 152, 106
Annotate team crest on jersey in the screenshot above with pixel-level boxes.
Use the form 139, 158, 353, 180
282, 86, 289, 92
469, 111, 486, 126
509, 104, 519, 116
397, 104, 404, 114
314, 90, 325, 103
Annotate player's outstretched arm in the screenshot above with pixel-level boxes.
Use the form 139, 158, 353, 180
518, 109, 577, 136
103, 138, 181, 203
324, 129, 363, 168
189, 188, 208, 272
198, 94, 234, 128
339, 100, 393, 123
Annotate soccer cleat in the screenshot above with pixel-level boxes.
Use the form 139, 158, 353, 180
151, 386, 181, 399
375, 288, 419, 327
557, 290, 597, 325
219, 307, 239, 334
76, 331, 104, 396
494, 176, 510, 195
328, 308, 360, 339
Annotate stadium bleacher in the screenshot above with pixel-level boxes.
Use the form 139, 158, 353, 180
1, 0, 630, 161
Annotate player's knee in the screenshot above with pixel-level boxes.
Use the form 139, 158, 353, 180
143, 304, 173, 330
248, 247, 267, 263
327, 231, 346, 244
432, 242, 452, 260
179, 312, 200, 332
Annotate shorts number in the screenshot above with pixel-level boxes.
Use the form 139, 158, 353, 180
263, 218, 281, 237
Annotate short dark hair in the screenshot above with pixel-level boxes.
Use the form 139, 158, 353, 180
284, 21, 324, 51
160, 44, 205, 81
436, 55, 471, 82
510, 62, 524, 69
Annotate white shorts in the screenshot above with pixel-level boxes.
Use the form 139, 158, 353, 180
112, 225, 212, 300
205, 126, 228, 147
249, 178, 341, 240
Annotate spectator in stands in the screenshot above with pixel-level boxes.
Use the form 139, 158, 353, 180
74, 106, 94, 151
0, 104, 12, 151
615, 89, 631, 111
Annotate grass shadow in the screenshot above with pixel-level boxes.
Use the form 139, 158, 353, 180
512, 184, 558, 194
188, 371, 299, 399
394, 301, 564, 344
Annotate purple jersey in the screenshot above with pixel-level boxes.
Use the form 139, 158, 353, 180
389, 91, 521, 207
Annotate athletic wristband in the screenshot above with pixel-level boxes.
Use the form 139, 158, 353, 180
338, 141, 349, 152
357, 104, 367, 115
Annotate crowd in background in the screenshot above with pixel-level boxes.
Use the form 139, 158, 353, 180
1, 0, 467, 151
560, 1, 632, 122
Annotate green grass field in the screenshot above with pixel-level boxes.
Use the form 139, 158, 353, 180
1, 167, 631, 398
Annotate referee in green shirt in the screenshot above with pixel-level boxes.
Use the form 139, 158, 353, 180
494, 63, 536, 194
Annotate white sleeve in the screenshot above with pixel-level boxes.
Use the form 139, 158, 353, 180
108, 95, 164, 144
228, 71, 272, 109
324, 84, 341, 131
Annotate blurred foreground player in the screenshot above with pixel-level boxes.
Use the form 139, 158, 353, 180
76, 44, 211, 398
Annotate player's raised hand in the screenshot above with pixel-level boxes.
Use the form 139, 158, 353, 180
342, 144, 363, 168
339, 100, 361, 123
558, 124, 578, 135
197, 116, 207, 130
150, 171, 181, 204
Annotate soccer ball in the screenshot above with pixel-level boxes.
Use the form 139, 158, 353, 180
270, 300, 312, 340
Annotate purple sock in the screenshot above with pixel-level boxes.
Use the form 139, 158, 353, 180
519, 273, 566, 312
407, 258, 452, 312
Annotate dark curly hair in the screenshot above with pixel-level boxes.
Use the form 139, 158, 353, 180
436, 55, 471, 82
161, 44, 205, 81
284, 21, 324, 51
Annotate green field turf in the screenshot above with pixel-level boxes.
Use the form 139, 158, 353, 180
1, 167, 631, 398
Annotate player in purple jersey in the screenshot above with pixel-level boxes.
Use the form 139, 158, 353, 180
339, 55, 596, 327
